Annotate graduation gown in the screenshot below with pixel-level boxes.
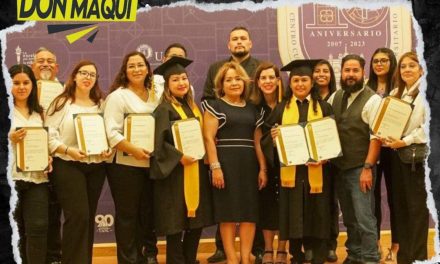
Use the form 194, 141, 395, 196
150, 99, 213, 236
261, 98, 333, 240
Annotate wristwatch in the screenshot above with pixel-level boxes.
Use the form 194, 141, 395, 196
363, 162, 373, 169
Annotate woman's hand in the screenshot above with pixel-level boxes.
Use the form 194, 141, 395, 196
305, 160, 328, 166
180, 155, 196, 166
100, 148, 114, 159
44, 156, 53, 175
258, 169, 268, 190
66, 147, 87, 161
132, 147, 150, 160
383, 136, 407, 149
270, 126, 279, 142
211, 168, 225, 189
9, 128, 26, 144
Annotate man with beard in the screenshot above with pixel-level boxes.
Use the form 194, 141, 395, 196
202, 26, 260, 101
328, 54, 382, 264
201, 26, 265, 264
31, 47, 62, 264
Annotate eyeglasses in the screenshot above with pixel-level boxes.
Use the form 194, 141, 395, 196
77, 70, 98, 79
372, 58, 390, 65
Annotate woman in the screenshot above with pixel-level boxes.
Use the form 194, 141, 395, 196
45, 60, 110, 264
203, 62, 267, 264
9, 64, 49, 264
366, 47, 398, 260
104, 51, 158, 264
151, 56, 213, 263
262, 60, 333, 264
251, 62, 288, 264
384, 51, 428, 264
312, 59, 338, 263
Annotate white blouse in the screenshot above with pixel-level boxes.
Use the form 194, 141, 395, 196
10, 108, 48, 184
390, 78, 427, 145
103, 87, 159, 167
45, 99, 108, 163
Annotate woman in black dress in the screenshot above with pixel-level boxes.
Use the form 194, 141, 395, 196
203, 61, 267, 264
261, 60, 333, 264
250, 62, 288, 264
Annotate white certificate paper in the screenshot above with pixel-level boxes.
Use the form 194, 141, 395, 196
74, 113, 109, 155
372, 96, 413, 140
171, 118, 205, 160
275, 124, 310, 166
124, 114, 155, 153
16, 127, 49, 172
304, 117, 342, 162
37, 80, 64, 111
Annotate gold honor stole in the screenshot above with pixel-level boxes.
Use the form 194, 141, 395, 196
280, 98, 324, 193
171, 102, 203, 217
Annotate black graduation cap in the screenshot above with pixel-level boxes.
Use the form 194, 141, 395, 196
153, 56, 193, 81
280, 59, 321, 77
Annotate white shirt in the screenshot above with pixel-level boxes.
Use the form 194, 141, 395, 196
103, 87, 159, 167
45, 100, 108, 163
328, 87, 382, 139
10, 108, 48, 184
390, 78, 426, 145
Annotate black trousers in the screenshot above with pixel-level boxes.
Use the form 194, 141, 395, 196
214, 224, 264, 254
107, 163, 155, 264
14, 181, 49, 264
46, 180, 62, 263
140, 170, 158, 258
327, 169, 339, 251
166, 228, 202, 264
51, 158, 106, 264
0, 178, 15, 264
289, 238, 327, 264
374, 147, 398, 242
390, 151, 429, 264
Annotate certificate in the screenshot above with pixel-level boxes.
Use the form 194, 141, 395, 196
37, 80, 64, 111
372, 96, 413, 139
304, 117, 342, 162
124, 113, 155, 154
16, 127, 49, 172
171, 118, 205, 160
276, 117, 342, 166
74, 113, 109, 155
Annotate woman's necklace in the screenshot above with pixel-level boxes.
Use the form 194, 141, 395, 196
221, 96, 245, 107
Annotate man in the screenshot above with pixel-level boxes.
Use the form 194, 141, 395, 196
202, 26, 260, 101
31, 47, 62, 264
328, 54, 382, 264
202, 26, 265, 264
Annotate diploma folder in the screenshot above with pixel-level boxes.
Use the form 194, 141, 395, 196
275, 116, 342, 166
123, 113, 155, 156
37, 80, 64, 111
73, 113, 109, 155
16, 127, 49, 172
171, 118, 205, 160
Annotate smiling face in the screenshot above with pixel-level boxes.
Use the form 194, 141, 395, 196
222, 68, 245, 98
167, 72, 190, 98
126, 55, 148, 86
399, 56, 422, 87
12, 72, 33, 104
372, 52, 391, 77
74, 64, 97, 93
228, 29, 252, 58
290, 75, 313, 100
313, 63, 331, 88
257, 68, 278, 96
32, 50, 59, 81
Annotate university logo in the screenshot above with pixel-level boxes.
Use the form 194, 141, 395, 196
95, 214, 114, 233
277, 3, 413, 84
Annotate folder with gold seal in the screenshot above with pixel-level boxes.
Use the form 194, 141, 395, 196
16, 127, 49, 172
171, 118, 205, 160
73, 113, 109, 155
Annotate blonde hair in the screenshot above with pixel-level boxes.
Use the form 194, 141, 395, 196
214, 62, 250, 100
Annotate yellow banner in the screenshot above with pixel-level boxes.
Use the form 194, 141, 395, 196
17, 0, 137, 22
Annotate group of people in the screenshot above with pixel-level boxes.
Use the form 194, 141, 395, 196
8, 26, 429, 264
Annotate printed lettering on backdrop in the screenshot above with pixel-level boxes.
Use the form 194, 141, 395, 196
3, 2, 417, 243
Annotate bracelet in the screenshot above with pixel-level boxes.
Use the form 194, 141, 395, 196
64, 146, 69, 155
209, 162, 221, 170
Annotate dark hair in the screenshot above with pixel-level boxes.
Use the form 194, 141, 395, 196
393, 51, 422, 99
250, 61, 283, 105
48, 60, 103, 115
230, 26, 251, 38
366, 47, 397, 94
214, 62, 250, 100
9, 64, 43, 116
314, 59, 336, 96
164, 43, 187, 58
285, 75, 320, 113
341, 54, 366, 70
109, 51, 153, 93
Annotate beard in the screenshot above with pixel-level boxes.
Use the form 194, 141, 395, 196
40, 69, 52, 80
341, 77, 364, 94
231, 49, 249, 59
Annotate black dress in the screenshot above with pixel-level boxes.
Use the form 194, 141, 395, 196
150, 99, 213, 236
257, 103, 281, 230
261, 98, 333, 240
202, 99, 263, 223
